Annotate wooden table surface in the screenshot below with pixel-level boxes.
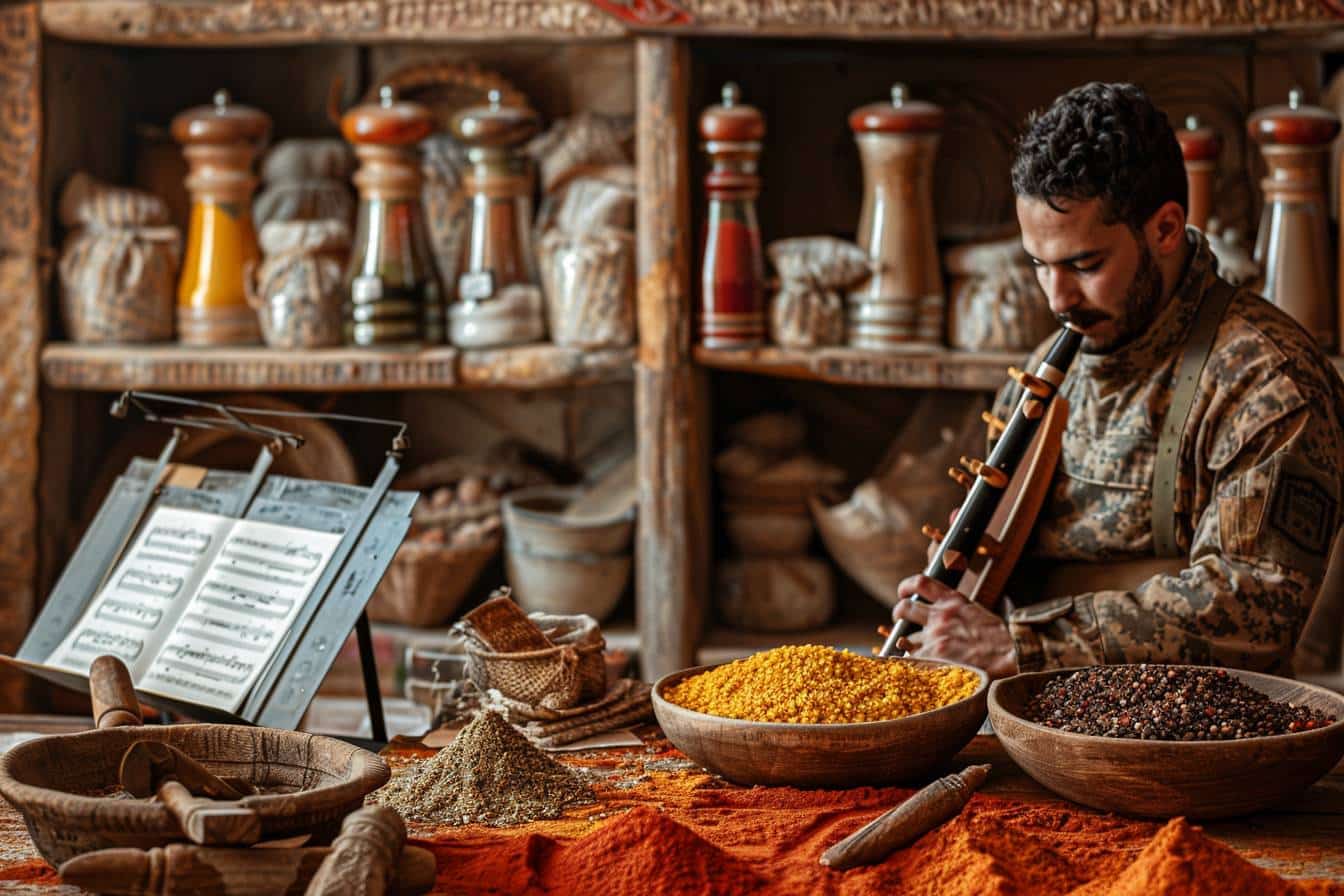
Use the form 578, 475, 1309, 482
0, 718, 1339, 890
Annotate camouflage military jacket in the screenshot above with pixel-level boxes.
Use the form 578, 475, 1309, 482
993, 229, 1344, 674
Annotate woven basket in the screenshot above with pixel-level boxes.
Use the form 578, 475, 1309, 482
463, 613, 606, 710
366, 533, 501, 628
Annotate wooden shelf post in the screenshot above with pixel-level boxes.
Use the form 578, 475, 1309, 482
636, 35, 710, 681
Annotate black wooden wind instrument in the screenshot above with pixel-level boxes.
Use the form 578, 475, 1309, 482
879, 323, 1084, 658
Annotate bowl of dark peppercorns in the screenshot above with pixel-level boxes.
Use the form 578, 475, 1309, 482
988, 664, 1344, 819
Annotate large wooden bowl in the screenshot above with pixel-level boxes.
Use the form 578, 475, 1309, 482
0, 724, 390, 864
989, 667, 1344, 819
652, 658, 988, 788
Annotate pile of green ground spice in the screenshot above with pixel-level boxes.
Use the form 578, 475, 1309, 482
376, 710, 595, 826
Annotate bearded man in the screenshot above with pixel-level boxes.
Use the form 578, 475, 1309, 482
891, 82, 1344, 678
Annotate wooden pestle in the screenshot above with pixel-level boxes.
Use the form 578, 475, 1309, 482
820, 764, 991, 870
156, 780, 261, 846
90, 655, 143, 729
305, 806, 409, 896
58, 841, 438, 896
120, 741, 249, 800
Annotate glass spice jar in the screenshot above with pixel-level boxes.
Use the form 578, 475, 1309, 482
341, 86, 443, 345
172, 89, 270, 345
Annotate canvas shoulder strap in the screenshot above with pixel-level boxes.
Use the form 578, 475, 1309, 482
1152, 277, 1239, 558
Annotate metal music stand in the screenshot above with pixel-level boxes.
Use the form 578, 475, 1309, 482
10, 392, 417, 744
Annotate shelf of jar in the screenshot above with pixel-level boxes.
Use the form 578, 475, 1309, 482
40, 342, 636, 392
694, 344, 1023, 391
697, 344, 1344, 391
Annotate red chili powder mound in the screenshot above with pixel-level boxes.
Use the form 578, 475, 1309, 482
1073, 817, 1344, 896
537, 805, 764, 895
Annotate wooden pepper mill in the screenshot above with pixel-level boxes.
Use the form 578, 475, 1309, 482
172, 90, 270, 345
1176, 115, 1221, 232
1249, 88, 1340, 350
699, 83, 767, 349
342, 86, 442, 345
847, 83, 945, 349
449, 90, 541, 306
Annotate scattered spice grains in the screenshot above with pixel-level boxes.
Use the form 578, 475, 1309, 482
663, 645, 981, 724
1026, 665, 1337, 740
375, 710, 595, 826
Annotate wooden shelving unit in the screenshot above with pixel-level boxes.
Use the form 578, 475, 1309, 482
40, 343, 635, 392
0, 1, 1339, 708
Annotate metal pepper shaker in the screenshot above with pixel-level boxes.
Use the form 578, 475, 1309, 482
449, 90, 541, 307
341, 86, 442, 345
1176, 115, 1221, 233
172, 89, 270, 345
699, 83, 767, 349
1249, 88, 1340, 350
847, 84, 945, 349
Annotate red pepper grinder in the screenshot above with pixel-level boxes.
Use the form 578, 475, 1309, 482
699, 83, 766, 349
847, 84, 945, 348
1249, 88, 1340, 350
1176, 115, 1221, 233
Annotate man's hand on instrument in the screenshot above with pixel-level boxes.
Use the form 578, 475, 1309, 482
890, 574, 1018, 679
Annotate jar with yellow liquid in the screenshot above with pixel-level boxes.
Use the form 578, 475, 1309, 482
172, 89, 270, 345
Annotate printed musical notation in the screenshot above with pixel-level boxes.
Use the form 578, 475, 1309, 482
137, 517, 340, 712
70, 629, 143, 661
45, 506, 340, 715
46, 507, 234, 682
96, 598, 163, 631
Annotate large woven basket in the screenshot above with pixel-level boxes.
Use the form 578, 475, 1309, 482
367, 533, 501, 628
462, 613, 606, 710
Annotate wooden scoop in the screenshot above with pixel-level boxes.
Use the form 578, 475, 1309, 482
90, 655, 142, 729
120, 741, 250, 801
156, 780, 261, 847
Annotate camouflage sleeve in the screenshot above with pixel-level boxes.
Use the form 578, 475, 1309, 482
1008, 374, 1342, 675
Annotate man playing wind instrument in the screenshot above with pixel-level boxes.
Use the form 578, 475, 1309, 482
892, 82, 1344, 679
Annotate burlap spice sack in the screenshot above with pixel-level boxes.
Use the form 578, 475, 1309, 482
253, 138, 356, 229
945, 235, 1056, 351
767, 236, 870, 348
421, 135, 470, 295
245, 219, 349, 349
57, 172, 180, 344
527, 113, 633, 194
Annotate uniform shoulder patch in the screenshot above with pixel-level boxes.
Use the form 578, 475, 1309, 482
1268, 456, 1338, 558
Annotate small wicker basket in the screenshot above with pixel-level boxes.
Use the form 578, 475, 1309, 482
459, 612, 607, 710
366, 533, 501, 628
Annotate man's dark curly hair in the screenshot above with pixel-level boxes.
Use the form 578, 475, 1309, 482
1011, 82, 1187, 233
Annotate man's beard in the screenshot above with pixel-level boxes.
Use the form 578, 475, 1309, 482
1081, 244, 1165, 354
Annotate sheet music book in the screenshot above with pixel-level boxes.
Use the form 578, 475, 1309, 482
37, 505, 340, 714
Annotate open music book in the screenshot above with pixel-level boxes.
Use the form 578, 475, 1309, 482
38, 505, 340, 714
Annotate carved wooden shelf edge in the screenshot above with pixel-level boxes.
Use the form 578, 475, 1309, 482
38, 0, 1342, 43
697, 346, 1344, 391
694, 345, 1022, 391
1094, 0, 1341, 36
40, 343, 635, 392
39, 0, 624, 44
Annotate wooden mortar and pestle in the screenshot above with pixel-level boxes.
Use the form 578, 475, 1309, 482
91, 655, 261, 847
0, 655, 392, 866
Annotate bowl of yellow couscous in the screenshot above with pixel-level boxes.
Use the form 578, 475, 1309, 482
652, 645, 988, 788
